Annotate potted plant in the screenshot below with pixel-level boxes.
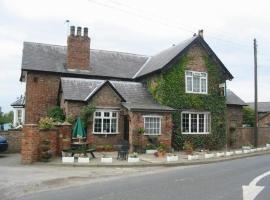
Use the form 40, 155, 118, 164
154, 143, 167, 157
183, 141, 193, 155
101, 154, 113, 163
242, 142, 252, 150
145, 143, 157, 154
166, 153, 178, 162
128, 152, 140, 163
78, 156, 90, 164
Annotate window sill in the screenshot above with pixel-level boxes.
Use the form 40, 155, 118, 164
93, 132, 119, 135
185, 91, 208, 95
143, 134, 161, 136
182, 132, 210, 135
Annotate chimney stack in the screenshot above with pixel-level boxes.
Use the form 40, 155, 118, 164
198, 29, 204, 38
67, 26, 90, 70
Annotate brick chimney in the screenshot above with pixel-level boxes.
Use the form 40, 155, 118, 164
67, 26, 90, 70
198, 29, 204, 38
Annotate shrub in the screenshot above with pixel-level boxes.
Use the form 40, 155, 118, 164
80, 104, 95, 127
65, 115, 76, 125
47, 106, 65, 122
138, 127, 145, 134
183, 141, 193, 151
38, 117, 54, 130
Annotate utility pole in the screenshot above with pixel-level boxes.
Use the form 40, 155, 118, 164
254, 38, 258, 148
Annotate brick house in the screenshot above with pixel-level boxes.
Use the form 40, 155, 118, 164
247, 102, 270, 127
20, 26, 233, 150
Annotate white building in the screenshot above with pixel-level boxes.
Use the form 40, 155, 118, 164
11, 96, 25, 127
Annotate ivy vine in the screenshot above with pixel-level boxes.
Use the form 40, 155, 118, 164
147, 53, 226, 150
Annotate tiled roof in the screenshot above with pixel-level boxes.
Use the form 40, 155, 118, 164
11, 96, 25, 107
61, 78, 174, 111
21, 36, 233, 80
226, 90, 246, 106
246, 102, 270, 112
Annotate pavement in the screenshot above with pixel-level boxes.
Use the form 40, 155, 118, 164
19, 154, 270, 200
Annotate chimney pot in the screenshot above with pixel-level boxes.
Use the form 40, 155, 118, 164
198, 29, 204, 38
83, 27, 88, 37
70, 26, 75, 36
77, 27, 82, 36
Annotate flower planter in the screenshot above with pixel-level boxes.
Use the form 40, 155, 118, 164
187, 155, 199, 160
242, 146, 251, 150
235, 150, 242, 155
216, 152, 225, 157
243, 149, 251, 153
128, 157, 140, 163
78, 157, 89, 164
101, 157, 113, 163
250, 149, 256, 153
146, 149, 157, 154
166, 155, 178, 162
225, 152, 234, 156
62, 156, 74, 163
266, 144, 270, 148
256, 148, 263, 151
263, 147, 268, 151
204, 153, 214, 159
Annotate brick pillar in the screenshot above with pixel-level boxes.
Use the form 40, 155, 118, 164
21, 124, 40, 164
58, 124, 72, 152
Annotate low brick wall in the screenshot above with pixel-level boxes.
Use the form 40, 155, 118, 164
0, 130, 22, 153
21, 124, 72, 164
234, 127, 270, 148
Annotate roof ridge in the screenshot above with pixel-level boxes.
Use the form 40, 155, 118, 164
24, 41, 148, 57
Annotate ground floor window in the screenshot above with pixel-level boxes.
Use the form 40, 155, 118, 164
144, 116, 161, 135
181, 112, 210, 134
93, 110, 118, 134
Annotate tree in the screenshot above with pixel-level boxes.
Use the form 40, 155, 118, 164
243, 107, 255, 127
0, 111, 13, 124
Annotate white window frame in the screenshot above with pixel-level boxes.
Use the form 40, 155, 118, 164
181, 111, 211, 134
143, 115, 162, 135
93, 110, 119, 134
185, 70, 208, 94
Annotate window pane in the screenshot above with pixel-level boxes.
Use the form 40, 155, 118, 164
199, 114, 204, 132
191, 114, 197, 132
182, 113, 189, 133
201, 72, 207, 77
193, 76, 200, 92
186, 71, 192, 76
95, 112, 101, 117
94, 118, 102, 132
112, 112, 117, 117
104, 112, 110, 117
103, 118, 110, 133
186, 77, 192, 92
111, 119, 117, 133
201, 78, 207, 93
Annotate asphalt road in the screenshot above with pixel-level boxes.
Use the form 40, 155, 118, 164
20, 154, 270, 200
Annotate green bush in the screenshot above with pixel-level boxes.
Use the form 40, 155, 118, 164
243, 107, 255, 127
38, 117, 54, 130
65, 115, 76, 125
47, 106, 65, 122
80, 104, 95, 127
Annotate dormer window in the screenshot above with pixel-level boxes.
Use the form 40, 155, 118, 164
185, 70, 208, 94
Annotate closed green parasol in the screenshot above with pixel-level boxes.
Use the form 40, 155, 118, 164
72, 117, 86, 139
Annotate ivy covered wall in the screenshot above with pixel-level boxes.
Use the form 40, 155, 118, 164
145, 44, 227, 150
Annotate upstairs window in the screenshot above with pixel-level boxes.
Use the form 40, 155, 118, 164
185, 70, 208, 94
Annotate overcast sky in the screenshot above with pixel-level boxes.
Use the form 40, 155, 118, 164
0, 0, 269, 112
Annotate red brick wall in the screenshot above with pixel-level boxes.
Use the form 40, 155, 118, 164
25, 72, 60, 124
185, 44, 208, 72
21, 124, 72, 164
67, 34, 90, 70
128, 111, 172, 152
0, 130, 22, 153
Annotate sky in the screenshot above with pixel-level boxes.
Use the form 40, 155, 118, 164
0, 0, 269, 113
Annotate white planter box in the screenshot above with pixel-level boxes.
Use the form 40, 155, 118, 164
250, 149, 256, 153
62, 157, 74, 163
166, 155, 179, 162
188, 155, 199, 160
128, 157, 140, 163
235, 150, 242, 155
266, 144, 270, 147
204, 153, 214, 159
263, 147, 268, 151
242, 146, 251, 150
78, 157, 89, 164
225, 152, 234, 156
256, 148, 263, 151
146, 150, 157, 154
243, 149, 250, 153
216, 152, 225, 157
101, 157, 113, 163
